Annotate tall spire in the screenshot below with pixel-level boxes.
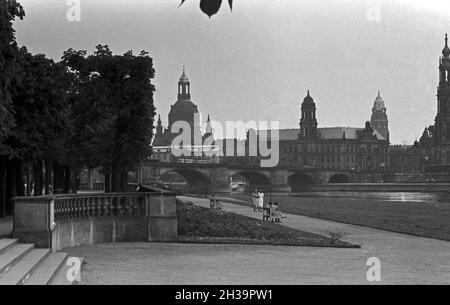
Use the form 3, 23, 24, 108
178, 65, 191, 100
156, 114, 163, 135
443, 33, 450, 58
205, 114, 213, 137
300, 90, 318, 139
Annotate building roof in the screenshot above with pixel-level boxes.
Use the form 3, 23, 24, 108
256, 127, 387, 141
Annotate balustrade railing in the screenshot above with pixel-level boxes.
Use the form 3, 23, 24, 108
13, 191, 177, 249
54, 193, 147, 222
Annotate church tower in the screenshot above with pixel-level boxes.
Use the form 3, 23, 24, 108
299, 91, 318, 139
436, 34, 450, 144
168, 67, 200, 142
177, 66, 191, 101
156, 114, 163, 136
370, 91, 389, 141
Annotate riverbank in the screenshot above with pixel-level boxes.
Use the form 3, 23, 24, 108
300, 183, 450, 193
213, 192, 450, 242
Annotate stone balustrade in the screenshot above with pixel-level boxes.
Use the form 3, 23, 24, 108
12, 192, 177, 250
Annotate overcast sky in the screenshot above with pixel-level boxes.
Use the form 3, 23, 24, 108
13, 0, 450, 144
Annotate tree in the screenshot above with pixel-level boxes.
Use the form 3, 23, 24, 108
7, 48, 71, 198
62, 45, 156, 192
0, 0, 25, 217
179, 0, 233, 18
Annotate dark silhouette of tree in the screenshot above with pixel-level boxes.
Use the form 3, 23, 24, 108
0, 0, 25, 217
180, 0, 233, 18
62, 45, 156, 192
7, 48, 71, 200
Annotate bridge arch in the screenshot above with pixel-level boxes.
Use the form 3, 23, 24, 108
231, 171, 271, 191
329, 173, 350, 183
161, 168, 209, 193
288, 172, 314, 191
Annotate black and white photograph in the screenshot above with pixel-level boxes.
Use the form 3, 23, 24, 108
0, 0, 450, 291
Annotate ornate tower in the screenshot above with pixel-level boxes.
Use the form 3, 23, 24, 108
156, 114, 163, 136
168, 67, 200, 134
178, 66, 191, 101
370, 91, 389, 141
204, 115, 213, 138
436, 34, 450, 144
299, 91, 318, 139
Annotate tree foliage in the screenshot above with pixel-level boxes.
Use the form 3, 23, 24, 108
62, 45, 156, 191
180, 0, 233, 18
0, 0, 25, 154
8, 47, 70, 162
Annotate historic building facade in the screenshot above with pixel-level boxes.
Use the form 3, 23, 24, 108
276, 91, 390, 173
236, 91, 390, 179
403, 35, 450, 175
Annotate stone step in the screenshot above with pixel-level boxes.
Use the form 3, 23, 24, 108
50, 257, 84, 285
0, 239, 18, 255
0, 249, 51, 285
0, 244, 34, 274
24, 252, 69, 285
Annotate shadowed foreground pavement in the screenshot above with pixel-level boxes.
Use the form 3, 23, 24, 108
0, 217, 12, 238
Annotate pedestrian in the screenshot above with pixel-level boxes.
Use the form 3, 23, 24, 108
251, 189, 259, 211
258, 189, 264, 212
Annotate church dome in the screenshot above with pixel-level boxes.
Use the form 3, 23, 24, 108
179, 66, 189, 83
302, 90, 315, 108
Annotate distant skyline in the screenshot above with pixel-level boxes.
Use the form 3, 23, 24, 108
13, 0, 450, 144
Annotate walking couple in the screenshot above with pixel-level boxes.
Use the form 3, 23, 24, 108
251, 189, 264, 212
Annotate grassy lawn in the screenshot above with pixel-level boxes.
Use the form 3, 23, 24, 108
226, 193, 450, 241
177, 199, 358, 248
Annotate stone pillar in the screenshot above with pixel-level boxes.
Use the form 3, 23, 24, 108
88, 168, 94, 191
270, 169, 292, 192
13, 196, 54, 248
209, 167, 231, 194
147, 193, 178, 242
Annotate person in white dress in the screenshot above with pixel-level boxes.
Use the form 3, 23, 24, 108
258, 190, 264, 212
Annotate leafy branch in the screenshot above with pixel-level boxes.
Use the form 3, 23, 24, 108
179, 0, 233, 18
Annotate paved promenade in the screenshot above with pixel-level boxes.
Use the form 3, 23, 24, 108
67, 196, 450, 284
178, 196, 450, 284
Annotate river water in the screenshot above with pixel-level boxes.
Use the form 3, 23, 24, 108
282, 191, 450, 203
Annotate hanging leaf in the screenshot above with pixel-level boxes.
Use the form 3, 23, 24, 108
200, 0, 222, 18
179, 0, 186, 7
228, 0, 233, 10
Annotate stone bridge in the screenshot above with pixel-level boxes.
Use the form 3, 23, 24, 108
138, 161, 355, 193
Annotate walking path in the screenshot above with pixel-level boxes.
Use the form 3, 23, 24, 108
177, 196, 450, 284
58, 195, 450, 284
